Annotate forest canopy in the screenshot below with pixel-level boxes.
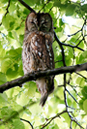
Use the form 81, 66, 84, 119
0, 0, 87, 129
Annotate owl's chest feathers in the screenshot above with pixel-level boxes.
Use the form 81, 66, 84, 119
31, 32, 52, 58
24, 31, 53, 51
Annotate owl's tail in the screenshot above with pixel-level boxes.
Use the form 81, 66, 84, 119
36, 77, 54, 107
40, 93, 48, 107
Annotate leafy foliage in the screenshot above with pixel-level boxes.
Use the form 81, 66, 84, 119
0, 0, 87, 128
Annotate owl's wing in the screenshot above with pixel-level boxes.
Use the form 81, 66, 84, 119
22, 32, 38, 74
29, 32, 54, 71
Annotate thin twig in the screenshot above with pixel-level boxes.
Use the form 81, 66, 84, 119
68, 30, 81, 37
75, 72, 87, 79
60, 42, 84, 51
70, 120, 72, 129
66, 89, 78, 104
54, 31, 66, 66
40, 110, 67, 129
54, 31, 84, 51
67, 83, 83, 99
0, 0, 11, 26
20, 118, 34, 129
38, 0, 51, 13
5, 0, 11, 16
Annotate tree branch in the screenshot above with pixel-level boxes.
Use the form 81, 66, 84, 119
0, 62, 87, 93
18, 0, 36, 13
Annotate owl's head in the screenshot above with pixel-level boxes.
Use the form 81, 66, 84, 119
25, 12, 54, 33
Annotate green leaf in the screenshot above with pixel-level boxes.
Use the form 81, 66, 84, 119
23, 8, 30, 17
8, 32, 14, 39
59, 18, 64, 26
78, 41, 84, 49
0, 72, 7, 85
0, 44, 6, 59
79, 99, 84, 110
16, 91, 30, 106
62, 113, 70, 126
1, 106, 18, 118
12, 119, 25, 129
83, 99, 87, 114
1, 58, 12, 73
24, 81, 37, 97
6, 64, 18, 79
81, 4, 87, 13
24, 0, 37, 6
53, 1, 61, 7
76, 77, 85, 87
19, 35, 24, 43
2, 14, 16, 31
81, 86, 87, 98
1, 47, 22, 74
53, 1, 67, 12
0, 125, 5, 129
65, 47, 73, 66
65, 4, 76, 16
78, 51, 87, 64
7, 48, 22, 58
9, 2, 16, 12
0, 93, 7, 104
0, 0, 8, 3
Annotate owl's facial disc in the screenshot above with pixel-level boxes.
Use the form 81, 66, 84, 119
26, 12, 52, 32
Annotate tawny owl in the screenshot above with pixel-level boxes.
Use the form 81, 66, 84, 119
22, 12, 54, 106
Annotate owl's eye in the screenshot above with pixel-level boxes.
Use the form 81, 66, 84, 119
31, 21, 34, 24
42, 21, 48, 24
41, 21, 48, 26
29, 20, 38, 31
40, 21, 47, 28
30, 20, 34, 24
30, 19, 38, 25
40, 21, 49, 32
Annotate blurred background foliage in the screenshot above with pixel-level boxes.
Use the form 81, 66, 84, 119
0, 0, 87, 128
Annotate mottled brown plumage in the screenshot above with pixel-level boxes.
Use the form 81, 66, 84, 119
22, 12, 54, 106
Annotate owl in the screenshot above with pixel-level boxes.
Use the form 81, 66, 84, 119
22, 12, 54, 106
